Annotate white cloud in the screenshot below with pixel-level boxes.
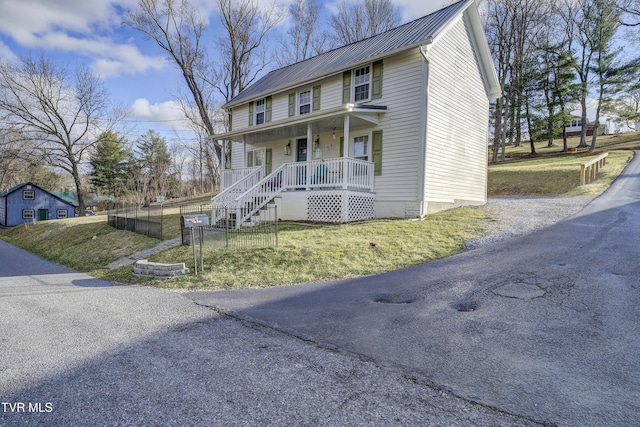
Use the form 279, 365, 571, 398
395, 0, 452, 22
0, 0, 163, 78
0, 40, 18, 63
130, 98, 192, 131
323, 0, 450, 23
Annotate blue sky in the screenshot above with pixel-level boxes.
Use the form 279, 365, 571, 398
0, 0, 449, 144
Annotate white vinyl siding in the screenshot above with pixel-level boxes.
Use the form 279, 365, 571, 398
321, 75, 342, 109
370, 49, 425, 203
232, 105, 250, 131
271, 92, 289, 121
231, 141, 244, 170
424, 17, 488, 204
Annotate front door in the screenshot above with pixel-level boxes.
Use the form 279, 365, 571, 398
38, 209, 48, 221
296, 138, 307, 162
295, 138, 308, 187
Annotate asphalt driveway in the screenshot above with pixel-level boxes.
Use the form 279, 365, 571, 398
0, 241, 535, 425
2, 152, 638, 426
187, 152, 640, 426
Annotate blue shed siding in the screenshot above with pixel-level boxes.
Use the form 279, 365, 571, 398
0, 183, 76, 227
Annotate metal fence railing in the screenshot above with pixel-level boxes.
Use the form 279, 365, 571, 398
180, 204, 278, 250
107, 203, 163, 240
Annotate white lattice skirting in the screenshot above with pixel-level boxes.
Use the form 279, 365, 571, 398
307, 191, 375, 223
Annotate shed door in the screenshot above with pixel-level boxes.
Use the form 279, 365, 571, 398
38, 209, 48, 221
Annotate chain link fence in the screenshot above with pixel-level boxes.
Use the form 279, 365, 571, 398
180, 204, 278, 250
107, 203, 163, 240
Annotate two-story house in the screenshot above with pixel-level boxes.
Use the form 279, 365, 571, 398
213, 0, 500, 227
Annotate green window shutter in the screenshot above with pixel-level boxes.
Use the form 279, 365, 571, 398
265, 148, 272, 175
372, 130, 383, 176
248, 102, 254, 126
372, 60, 383, 99
339, 137, 344, 157
312, 85, 321, 111
265, 97, 272, 122
342, 71, 351, 104
288, 93, 296, 117
246, 151, 253, 168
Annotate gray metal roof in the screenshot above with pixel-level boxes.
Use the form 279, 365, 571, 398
225, 0, 471, 108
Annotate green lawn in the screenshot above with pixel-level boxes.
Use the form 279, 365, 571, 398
488, 149, 633, 197
1, 135, 637, 289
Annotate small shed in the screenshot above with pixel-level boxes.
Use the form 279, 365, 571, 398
0, 182, 78, 227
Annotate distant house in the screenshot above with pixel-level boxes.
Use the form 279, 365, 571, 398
565, 114, 634, 137
0, 182, 78, 227
213, 0, 500, 226
564, 117, 605, 138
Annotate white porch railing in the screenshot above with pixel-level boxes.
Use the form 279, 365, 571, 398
221, 166, 263, 191
234, 164, 287, 226
213, 166, 264, 211
286, 157, 374, 190
216, 158, 374, 228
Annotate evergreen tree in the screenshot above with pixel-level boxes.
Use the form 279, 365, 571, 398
135, 130, 172, 204
588, 0, 622, 150
89, 130, 129, 198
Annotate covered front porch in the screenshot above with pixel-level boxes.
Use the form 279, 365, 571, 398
214, 104, 383, 225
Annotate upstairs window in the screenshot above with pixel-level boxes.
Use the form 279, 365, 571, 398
255, 98, 265, 125
22, 190, 35, 200
354, 66, 371, 102
299, 90, 311, 115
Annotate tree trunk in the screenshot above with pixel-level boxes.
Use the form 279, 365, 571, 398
525, 97, 536, 155
577, 83, 589, 147
492, 98, 503, 164
590, 111, 600, 151
71, 163, 85, 213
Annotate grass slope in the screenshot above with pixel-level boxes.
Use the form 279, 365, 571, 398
1, 134, 637, 289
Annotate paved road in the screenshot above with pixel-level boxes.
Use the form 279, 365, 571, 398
2, 153, 638, 426
0, 244, 535, 425
188, 153, 640, 426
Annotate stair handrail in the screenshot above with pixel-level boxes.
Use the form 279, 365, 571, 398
212, 166, 263, 209
232, 164, 288, 228
212, 166, 263, 226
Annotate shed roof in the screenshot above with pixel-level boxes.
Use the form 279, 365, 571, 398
225, 0, 476, 107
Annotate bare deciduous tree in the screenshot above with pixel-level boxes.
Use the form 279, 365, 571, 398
483, 0, 560, 161
329, 0, 400, 46
0, 55, 116, 212
216, 0, 283, 102
275, 0, 328, 67
124, 0, 221, 166
126, 0, 281, 184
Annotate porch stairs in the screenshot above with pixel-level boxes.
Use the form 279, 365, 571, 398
212, 165, 286, 229
213, 158, 376, 228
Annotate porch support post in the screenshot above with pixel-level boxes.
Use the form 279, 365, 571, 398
242, 135, 247, 167
343, 114, 350, 189
306, 123, 312, 190
221, 140, 226, 190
